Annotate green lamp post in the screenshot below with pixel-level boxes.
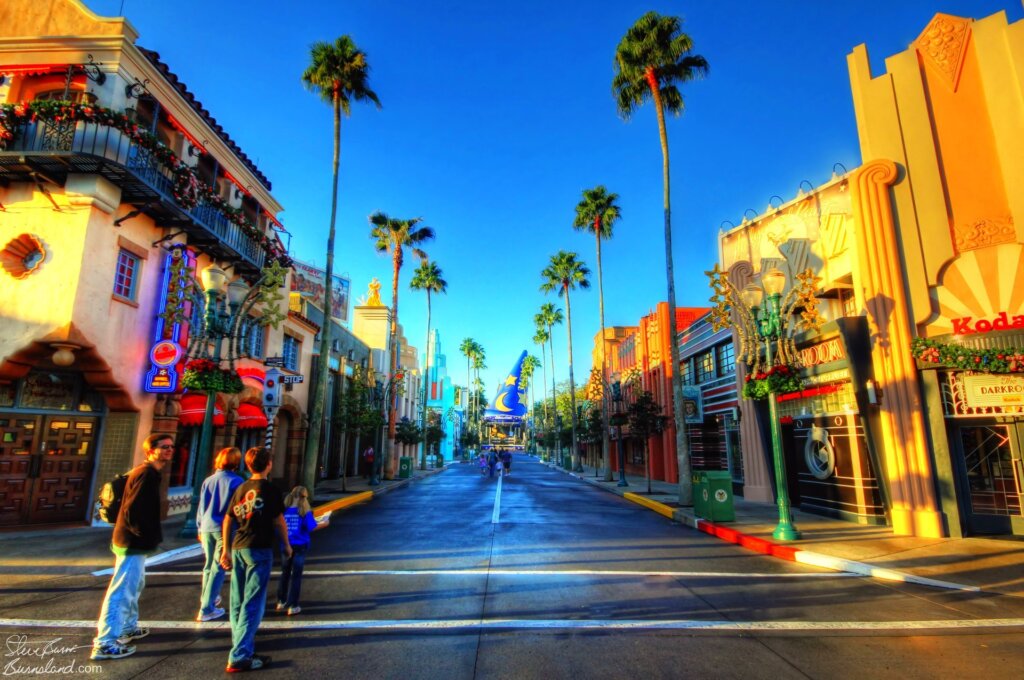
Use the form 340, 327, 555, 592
707, 265, 823, 542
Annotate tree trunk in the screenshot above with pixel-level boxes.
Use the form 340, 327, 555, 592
539, 342, 549, 457
596, 229, 612, 482
302, 93, 342, 493
565, 287, 580, 471
647, 67, 691, 506
384, 249, 402, 480
548, 329, 559, 462
419, 291, 431, 470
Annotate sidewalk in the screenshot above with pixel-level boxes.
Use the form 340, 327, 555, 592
0, 461, 453, 579
556, 458, 1024, 597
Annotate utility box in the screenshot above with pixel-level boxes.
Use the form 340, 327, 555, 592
694, 470, 735, 522
398, 456, 413, 479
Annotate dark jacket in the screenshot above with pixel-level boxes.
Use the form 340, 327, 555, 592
112, 462, 163, 553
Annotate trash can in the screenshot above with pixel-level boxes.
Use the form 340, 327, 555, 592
562, 454, 572, 469
398, 456, 413, 479
694, 470, 735, 522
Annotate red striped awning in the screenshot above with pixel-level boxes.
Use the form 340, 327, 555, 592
236, 402, 268, 430
179, 393, 225, 427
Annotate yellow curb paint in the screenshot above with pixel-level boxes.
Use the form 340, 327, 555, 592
624, 493, 675, 519
314, 490, 373, 517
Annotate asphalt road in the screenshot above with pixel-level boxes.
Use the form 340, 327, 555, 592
2, 455, 1023, 679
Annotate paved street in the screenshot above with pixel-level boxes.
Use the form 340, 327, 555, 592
2, 456, 1024, 679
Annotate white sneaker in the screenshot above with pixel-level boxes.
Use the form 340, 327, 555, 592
286, 606, 301, 616
196, 607, 225, 622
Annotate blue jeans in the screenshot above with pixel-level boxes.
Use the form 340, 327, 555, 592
199, 531, 226, 615
228, 548, 272, 665
276, 543, 308, 608
94, 552, 146, 648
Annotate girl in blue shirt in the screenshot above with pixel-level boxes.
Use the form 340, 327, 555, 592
275, 486, 327, 615
195, 447, 244, 622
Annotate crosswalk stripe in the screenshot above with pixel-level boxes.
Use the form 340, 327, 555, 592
140, 569, 857, 579
2, 617, 1022, 633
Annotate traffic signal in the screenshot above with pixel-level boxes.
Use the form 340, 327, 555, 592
611, 381, 622, 402
264, 368, 283, 408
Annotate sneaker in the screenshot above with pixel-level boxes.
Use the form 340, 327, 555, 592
226, 655, 271, 673
275, 601, 286, 612
286, 606, 301, 616
196, 607, 226, 622
90, 643, 136, 660
117, 627, 149, 643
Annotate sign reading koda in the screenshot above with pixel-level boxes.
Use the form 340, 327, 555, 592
952, 312, 1024, 336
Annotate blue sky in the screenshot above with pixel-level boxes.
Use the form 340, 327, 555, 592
87, 0, 1022, 396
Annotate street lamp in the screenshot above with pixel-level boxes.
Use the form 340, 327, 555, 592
707, 264, 823, 542
178, 262, 277, 538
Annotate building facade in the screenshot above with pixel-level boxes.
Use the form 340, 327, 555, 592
423, 329, 463, 462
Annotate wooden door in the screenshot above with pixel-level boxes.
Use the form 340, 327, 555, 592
0, 415, 40, 526
26, 416, 98, 524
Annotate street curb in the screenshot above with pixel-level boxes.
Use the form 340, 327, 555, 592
560, 465, 980, 593
314, 491, 373, 517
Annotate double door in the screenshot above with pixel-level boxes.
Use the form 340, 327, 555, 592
955, 421, 1024, 536
0, 414, 98, 526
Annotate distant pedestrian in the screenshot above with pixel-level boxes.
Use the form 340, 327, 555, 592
478, 452, 487, 475
220, 447, 291, 673
275, 486, 328, 616
487, 449, 498, 478
195, 447, 244, 623
91, 433, 173, 661
362, 446, 374, 478
500, 450, 512, 476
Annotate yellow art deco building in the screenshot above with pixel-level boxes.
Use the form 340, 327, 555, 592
0, 0, 314, 528
719, 10, 1024, 538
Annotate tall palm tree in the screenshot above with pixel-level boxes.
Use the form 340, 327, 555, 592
573, 185, 621, 482
471, 349, 486, 443
369, 212, 435, 479
613, 12, 708, 504
535, 304, 563, 461
459, 337, 476, 451
540, 251, 591, 472
410, 259, 447, 470
521, 354, 539, 450
300, 36, 381, 493
532, 329, 550, 456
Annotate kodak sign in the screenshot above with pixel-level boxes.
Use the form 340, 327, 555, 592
951, 312, 1024, 336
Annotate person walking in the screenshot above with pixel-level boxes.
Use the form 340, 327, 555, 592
220, 447, 291, 673
275, 486, 328, 616
362, 446, 374, 479
500, 449, 512, 477
195, 447, 244, 622
91, 433, 173, 661
487, 449, 498, 478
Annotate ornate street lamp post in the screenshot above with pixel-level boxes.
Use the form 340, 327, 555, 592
707, 265, 823, 542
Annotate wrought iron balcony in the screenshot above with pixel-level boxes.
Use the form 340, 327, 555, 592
0, 119, 265, 271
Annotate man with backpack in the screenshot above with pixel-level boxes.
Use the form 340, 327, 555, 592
91, 433, 173, 661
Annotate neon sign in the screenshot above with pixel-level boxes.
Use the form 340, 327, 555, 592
143, 246, 195, 393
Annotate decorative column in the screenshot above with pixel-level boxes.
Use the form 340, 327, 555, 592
851, 159, 945, 537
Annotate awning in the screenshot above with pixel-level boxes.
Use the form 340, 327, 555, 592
179, 393, 225, 427
236, 402, 269, 430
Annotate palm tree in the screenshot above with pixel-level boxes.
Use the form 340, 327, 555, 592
540, 251, 591, 472
369, 211, 435, 479
573, 185, 621, 482
535, 304, 563, 462
459, 337, 476, 454
613, 11, 708, 504
299, 36, 381, 493
410, 259, 447, 470
521, 354, 540, 451
471, 349, 486, 444
532, 329, 550, 456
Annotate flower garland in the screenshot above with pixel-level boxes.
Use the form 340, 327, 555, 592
911, 337, 1024, 373
0, 100, 290, 267
742, 364, 803, 400
182, 359, 243, 394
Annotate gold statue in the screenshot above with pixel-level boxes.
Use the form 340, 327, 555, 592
367, 277, 383, 306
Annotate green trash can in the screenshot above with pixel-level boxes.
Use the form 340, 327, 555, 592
398, 456, 413, 479
696, 470, 735, 522
562, 454, 572, 469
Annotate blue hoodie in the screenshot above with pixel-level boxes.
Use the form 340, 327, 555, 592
197, 470, 244, 533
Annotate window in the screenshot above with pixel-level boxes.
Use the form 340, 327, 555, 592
681, 359, 694, 385
244, 317, 265, 359
283, 335, 300, 372
717, 342, 736, 377
696, 351, 715, 383
113, 249, 140, 300
33, 89, 97, 105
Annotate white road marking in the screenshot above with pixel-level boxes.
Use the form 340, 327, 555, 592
2, 617, 1022, 633
491, 471, 503, 524
141, 569, 856, 579
91, 543, 203, 576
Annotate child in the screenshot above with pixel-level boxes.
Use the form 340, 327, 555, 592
478, 452, 488, 475
275, 486, 327, 616
220, 447, 290, 673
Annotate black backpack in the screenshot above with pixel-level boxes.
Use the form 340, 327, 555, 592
97, 472, 130, 524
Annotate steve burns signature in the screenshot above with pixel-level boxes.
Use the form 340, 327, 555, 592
5, 636, 89, 658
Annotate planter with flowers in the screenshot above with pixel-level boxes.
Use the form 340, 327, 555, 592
182, 359, 243, 394
742, 364, 803, 400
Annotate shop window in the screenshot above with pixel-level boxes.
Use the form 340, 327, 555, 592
244, 317, 265, 359
717, 342, 735, 377
113, 249, 141, 301
33, 88, 97, 105
697, 351, 715, 383
283, 334, 300, 372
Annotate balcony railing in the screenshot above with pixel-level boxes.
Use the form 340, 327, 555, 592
0, 120, 265, 270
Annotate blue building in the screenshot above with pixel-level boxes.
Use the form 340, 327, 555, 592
423, 330, 464, 461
